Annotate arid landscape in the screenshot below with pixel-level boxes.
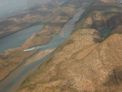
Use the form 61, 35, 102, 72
0, 0, 122, 92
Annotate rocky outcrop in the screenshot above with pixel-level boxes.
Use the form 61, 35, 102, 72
91, 12, 122, 38
81, 6, 122, 38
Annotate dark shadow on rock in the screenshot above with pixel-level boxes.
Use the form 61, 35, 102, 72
91, 12, 122, 42
104, 66, 122, 86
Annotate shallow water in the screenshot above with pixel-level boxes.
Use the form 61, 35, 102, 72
0, 24, 43, 52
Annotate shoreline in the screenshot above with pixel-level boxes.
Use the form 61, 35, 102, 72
0, 21, 43, 39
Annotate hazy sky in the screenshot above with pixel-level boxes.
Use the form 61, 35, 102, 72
0, 0, 51, 19
0, 0, 50, 10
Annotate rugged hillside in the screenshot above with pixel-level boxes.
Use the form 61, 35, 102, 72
17, 26, 122, 92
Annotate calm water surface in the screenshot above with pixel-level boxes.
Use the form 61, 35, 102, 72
0, 25, 43, 52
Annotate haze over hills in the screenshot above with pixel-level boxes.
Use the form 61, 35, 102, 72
0, 0, 53, 20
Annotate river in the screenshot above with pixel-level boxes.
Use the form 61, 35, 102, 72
0, 24, 43, 52
24, 8, 85, 51
0, 7, 85, 92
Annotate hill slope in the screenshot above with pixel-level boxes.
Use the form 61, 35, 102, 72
18, 26, 122, 92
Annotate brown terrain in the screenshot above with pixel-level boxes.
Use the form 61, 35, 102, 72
101, 0, 117, 4
17, 28, 122, 92
17, 1, 122, 92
